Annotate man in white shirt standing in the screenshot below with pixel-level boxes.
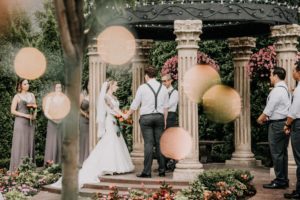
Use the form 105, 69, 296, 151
257, 67, 290, 189
125, 66, 169, 178
161, 74, 178, 172
283, 64, 300, 199
161, 74, 178, 128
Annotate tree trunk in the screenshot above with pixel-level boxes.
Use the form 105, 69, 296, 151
61, 58, 82, 199
53, 0, 85, 199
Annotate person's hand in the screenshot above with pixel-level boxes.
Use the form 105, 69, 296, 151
121, 113, 127, 119
123, 113, 129, 120
284, 124, 291, 135
257, 116, 267, 125
25, 114, 32, 120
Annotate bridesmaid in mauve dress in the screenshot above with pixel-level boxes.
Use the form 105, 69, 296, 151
79, 81, 90, 165
10, 79, 37, 171
43, 82, 63, 164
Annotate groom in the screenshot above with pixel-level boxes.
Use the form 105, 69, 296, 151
125, 66, 169, 177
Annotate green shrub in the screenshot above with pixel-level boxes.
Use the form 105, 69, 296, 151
4, 189, 28, 200
181, 169, 256, 200
0, 157, 61, 197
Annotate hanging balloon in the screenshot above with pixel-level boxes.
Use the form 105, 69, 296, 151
14, 47, 47, 80
183, 64, 221, 103
97, 26, 136, 65
160, 127, 192, 160
42, 92, 71, 120
202, 85, 241, 123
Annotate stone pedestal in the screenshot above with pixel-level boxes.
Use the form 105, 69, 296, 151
226, 37, 256, 167
172, 20, 204, 181
88, 39, 107, 150
130, 39, 153, 170
271, 24, 300, 176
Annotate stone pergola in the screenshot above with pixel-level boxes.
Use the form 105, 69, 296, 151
87, 0, 299, 180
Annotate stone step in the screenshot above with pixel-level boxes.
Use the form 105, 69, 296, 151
99, 174, 190, 186
43, 185, 129, 198
83, 182, 188, 192
42, 173, 190, 198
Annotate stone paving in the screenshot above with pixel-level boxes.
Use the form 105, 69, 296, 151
31, 163, 297, 200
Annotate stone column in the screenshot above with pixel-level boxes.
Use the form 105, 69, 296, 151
130, 39, 153, 169
88, 39, 107, 150
271, 24, 300, 177
226, 37, 256, 166
173, 20, 204, 180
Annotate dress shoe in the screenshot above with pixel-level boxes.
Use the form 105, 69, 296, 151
158, 172, 165, 177
136, 173, 151, 178
165, 168, 174, 173
284, 190, 300, 199
263, 181, 288, 189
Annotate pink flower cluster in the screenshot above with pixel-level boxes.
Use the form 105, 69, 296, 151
161, 52, 219, 80
247, 45, 277, 80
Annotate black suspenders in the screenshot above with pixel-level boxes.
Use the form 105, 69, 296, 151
277, 85, 290, 100
169, 88, 175, 98
146, 83, 162, 113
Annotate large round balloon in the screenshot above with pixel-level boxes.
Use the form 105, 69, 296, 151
97, 26, 136, 65
183, 64, 221, 103
42, 92, 71, 120
14, 47, 47, 80
202, 85, 241, 123
160, 127, 192, 160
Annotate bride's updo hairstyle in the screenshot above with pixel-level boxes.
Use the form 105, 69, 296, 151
106, 79, 117, 93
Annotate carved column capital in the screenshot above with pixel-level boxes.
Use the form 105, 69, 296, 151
174, 20, 202, 49
132, 39, 154, 63
228, 37, 256, 60
87, 38, 98, 56
271, 24, 300, 38
271, 24, 300, 52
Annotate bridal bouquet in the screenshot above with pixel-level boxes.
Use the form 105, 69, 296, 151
26, 103, 37, 126
115, 110, 133, 137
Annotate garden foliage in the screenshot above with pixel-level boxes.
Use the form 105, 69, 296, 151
0, 158, 61, 199
93, 169, 255, 200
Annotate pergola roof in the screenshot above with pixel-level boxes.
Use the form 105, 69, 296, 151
93, 1, 299, 40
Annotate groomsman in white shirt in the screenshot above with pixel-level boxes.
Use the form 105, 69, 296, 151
161, 74, 178, 172
161, 74, 178, 128
125, 66, 169, 178
257, 67, 290, 189
283, 64, 300, 199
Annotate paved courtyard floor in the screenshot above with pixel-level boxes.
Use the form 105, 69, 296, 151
31, 163, 297, 200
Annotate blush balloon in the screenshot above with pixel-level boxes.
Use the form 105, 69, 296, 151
202, 85, 241, 123
97, 26, 136, 65
42, 92, 71, 120
183, 64, 221, 103
14, 47, 47, 80
160, 127, 192, 160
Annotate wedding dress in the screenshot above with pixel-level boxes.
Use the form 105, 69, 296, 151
51, 82, 134, 188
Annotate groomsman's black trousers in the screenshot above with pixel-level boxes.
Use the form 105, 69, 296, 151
139, 113, 165, 175
166, 112, 178, 129
291, 119, 300, 192
268, 120, 289, 184
165, 112, 178, 171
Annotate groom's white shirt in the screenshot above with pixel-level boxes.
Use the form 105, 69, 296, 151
130, 78, 169, 115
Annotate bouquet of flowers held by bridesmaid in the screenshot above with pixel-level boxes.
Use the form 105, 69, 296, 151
26, 103, 37, 126
115, 109, 133, 137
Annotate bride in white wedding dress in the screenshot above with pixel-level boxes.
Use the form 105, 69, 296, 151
52, 80, 134, 188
